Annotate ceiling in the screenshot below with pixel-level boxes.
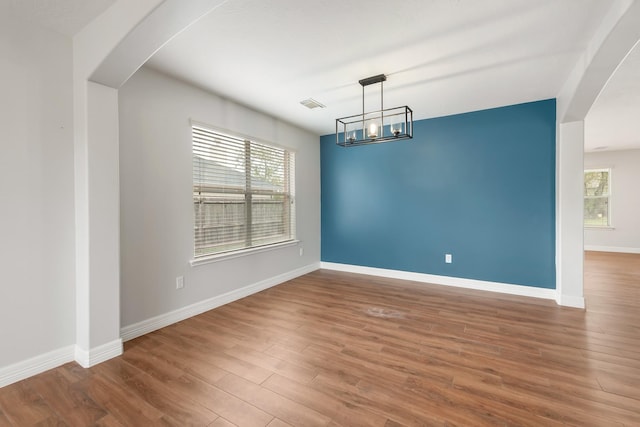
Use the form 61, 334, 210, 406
585, 40, 640, 152
145, 0, 623, 136
7, 0, 639, 151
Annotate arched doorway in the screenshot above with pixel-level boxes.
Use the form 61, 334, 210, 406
74, 0, 640, 365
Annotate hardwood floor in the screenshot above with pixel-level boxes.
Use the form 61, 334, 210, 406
1, 251, 639, 426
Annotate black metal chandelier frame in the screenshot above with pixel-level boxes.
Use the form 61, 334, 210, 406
336, 74, 413, 147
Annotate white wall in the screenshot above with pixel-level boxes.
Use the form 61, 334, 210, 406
0, 8, 75, 367
118, 67, 321, 329
584, 148, 640, 252
556, 121, 585, 308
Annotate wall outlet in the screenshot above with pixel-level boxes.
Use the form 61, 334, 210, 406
176, 276, 184, 289
445, 254, 452, 264
299, 246, 304, 256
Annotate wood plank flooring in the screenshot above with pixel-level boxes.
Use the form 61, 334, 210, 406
1, 251, 639, 426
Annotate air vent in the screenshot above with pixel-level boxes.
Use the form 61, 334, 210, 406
300, 98, 326, 109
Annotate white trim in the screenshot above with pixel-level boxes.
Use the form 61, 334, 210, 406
121, 262, 321, 342
556, 293, 585, 309
74, 339, 123, 368
585, 245, 640, 254
584, 226, 615, 230
320, 262, 558, 302
190, 240, 300, 267
0, 345, 75, 388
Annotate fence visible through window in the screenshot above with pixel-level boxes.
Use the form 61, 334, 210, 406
193, 125, 295, 257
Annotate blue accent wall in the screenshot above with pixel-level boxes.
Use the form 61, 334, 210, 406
320, 99, 556, 289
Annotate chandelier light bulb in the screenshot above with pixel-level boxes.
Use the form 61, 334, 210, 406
369, 123, 378, 138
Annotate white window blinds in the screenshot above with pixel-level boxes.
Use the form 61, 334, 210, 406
193, 125, 295, 257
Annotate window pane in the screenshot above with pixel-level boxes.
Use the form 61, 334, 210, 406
193, 125, 295, 257
584, 171, 609, 197
584, 169, 610, 227
194, 196, 246, 256
250, 143, 286, 190
251, 194, 290, 245
584, 197, 609, 226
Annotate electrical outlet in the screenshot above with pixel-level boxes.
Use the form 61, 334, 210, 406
299, 246, 304, 256
445, 254, 452, 264
176, 276, 184, 289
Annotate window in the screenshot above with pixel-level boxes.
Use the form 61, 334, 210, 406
584, 168, 611, 227
192, 125, 295, 258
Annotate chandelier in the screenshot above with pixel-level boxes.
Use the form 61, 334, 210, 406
336, 74, 413, 147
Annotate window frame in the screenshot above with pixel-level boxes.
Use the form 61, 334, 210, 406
191, 123, 297, 264
583, 167, 612, 229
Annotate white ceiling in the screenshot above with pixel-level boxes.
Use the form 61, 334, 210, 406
585, 40, 640, 152
7, 0, 639, 151
145, 0, 619, 137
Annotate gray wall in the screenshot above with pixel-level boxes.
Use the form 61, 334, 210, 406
0, 7, 76, 367
118, 66, 321, 328
584, 148, 640, 252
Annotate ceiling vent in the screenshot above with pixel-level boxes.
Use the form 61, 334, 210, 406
300, 98, 326, 109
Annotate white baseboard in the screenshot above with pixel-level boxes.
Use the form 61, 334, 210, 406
584, 245, 640, 254
74, 339, 123, 368
120, 262, 321, 342
0, 345, 75, 388
0, 263, 318, 388
320, 262, 557, 302
556, 293, 585, 309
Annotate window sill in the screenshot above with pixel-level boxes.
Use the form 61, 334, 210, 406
190, 240, 300, 267
584, 226, 615, 230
